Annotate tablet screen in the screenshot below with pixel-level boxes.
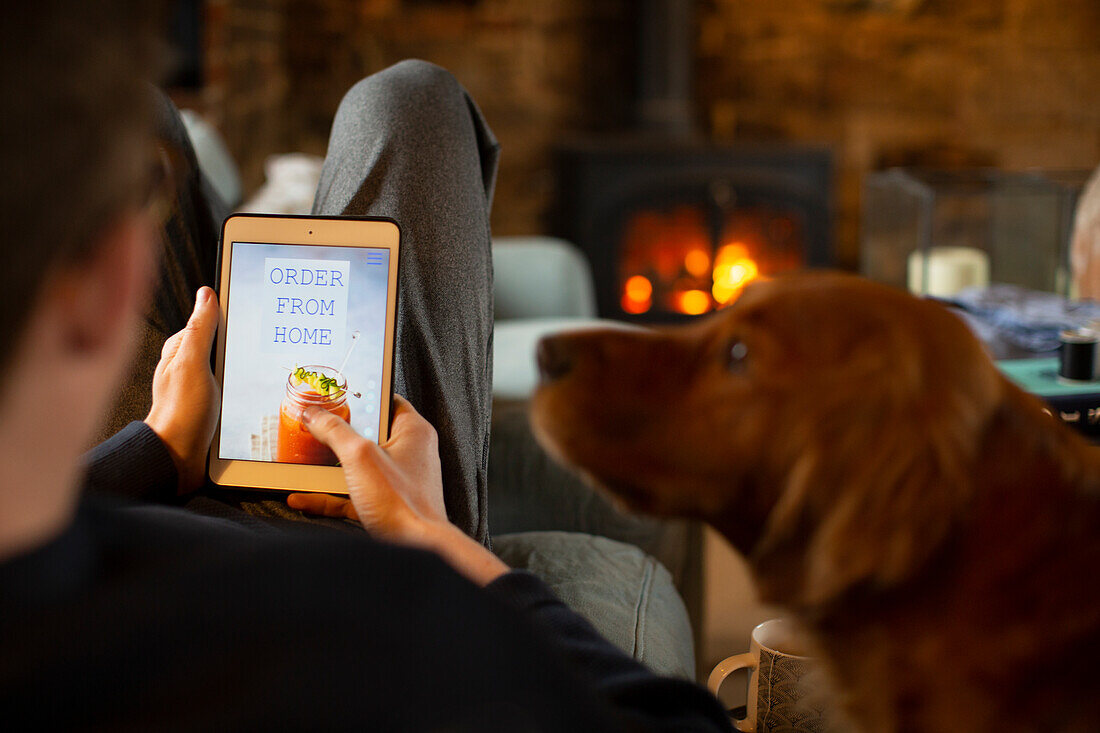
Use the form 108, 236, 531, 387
218, 241, 391, 465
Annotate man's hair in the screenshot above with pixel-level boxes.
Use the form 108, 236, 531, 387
0, 2, 165, 360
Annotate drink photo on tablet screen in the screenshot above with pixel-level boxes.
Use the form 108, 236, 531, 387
219, 242, 391, 466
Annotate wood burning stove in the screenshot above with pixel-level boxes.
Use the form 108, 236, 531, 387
552, 140, 832, 323
549, 0, 834, 323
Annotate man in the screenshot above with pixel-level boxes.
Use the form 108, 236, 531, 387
0, 4, 729, 729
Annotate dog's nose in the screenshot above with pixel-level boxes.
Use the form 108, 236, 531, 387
537, 336, 574, 382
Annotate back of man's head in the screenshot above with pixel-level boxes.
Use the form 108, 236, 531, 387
0, 2, 165, 365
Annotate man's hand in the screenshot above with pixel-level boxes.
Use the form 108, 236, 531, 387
144, 286, 220, 494
287, 396, 447, 539
288, 397, 508, 585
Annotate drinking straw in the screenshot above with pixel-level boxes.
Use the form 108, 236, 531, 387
336, 330, 361, 376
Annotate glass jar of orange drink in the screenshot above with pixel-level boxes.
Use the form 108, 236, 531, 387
276, 365, 350, 465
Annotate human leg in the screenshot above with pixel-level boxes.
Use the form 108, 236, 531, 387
98, 66, 498, 547
97, 89, 227, 443
312, 60, 499, 546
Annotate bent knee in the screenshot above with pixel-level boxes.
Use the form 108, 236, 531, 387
338, 59, 462, 120
386, 59, 460, 95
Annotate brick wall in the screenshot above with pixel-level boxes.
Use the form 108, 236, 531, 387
189, 0, 1100, 264
697, 0, 1100, 265
192, 0, 633, 236
196, 0, 290, 192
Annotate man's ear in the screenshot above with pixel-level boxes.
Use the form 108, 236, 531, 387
48, 211, 155, 358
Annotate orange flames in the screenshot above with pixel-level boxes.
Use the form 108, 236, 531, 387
621, 275, 653, 314
618, 204, 801, 317
711, 243, 760, 306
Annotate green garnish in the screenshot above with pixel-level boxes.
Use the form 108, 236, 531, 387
291, 366, 345, 398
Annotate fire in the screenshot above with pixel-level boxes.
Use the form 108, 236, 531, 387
618, 205, 795, 317
625, 275, 653, 301
677, 289, 711, 315
622, 275, 653, 314
684, 249, 711, 278
711, 242, 760, 305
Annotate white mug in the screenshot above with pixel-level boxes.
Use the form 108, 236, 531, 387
708, 619, 830, 733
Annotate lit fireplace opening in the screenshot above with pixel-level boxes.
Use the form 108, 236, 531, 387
618, 204, 805, 318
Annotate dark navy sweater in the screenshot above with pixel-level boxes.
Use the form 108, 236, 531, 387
0, 422, 730, 731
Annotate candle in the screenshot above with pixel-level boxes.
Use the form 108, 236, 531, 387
907, 246, 990, 297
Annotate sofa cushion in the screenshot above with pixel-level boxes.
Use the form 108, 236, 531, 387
493, 530, 695, 680
492, 237, 597, 320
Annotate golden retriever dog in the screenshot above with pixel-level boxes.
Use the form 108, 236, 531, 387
531, 271, 1100, 733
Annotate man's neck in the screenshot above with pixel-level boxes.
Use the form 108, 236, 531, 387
0, 310, 113, 561
0, 211, 153, 562
0, 383, 83, 561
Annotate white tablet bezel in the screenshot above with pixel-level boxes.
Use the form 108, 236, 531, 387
207, 213, 400, 494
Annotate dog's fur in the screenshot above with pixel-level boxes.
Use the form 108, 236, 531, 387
531, 272, 1100, 732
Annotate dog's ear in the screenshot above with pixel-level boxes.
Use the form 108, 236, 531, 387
799, 422, 973, 606
755, 369, 1000, 610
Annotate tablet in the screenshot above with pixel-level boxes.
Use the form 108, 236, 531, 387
207, 214, 400, 494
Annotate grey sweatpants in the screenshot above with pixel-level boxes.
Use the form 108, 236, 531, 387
104, 60, 498, 546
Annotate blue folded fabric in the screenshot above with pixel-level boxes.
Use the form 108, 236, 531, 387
938, 285, 1100, 354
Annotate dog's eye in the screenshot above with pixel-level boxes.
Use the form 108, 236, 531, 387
728, 341, 748, 372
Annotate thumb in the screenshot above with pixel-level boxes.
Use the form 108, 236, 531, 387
304, 408, 392, 512
179, 286, 219, 363
303, 407, 381, 469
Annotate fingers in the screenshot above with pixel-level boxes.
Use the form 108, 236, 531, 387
158, 287, 218, 366
160, 331, 183, 362
287, 492, 358, 520
386, 395, 415, 437
303, 409, 393, 520
179, 287, 218, 364
386, 395, 436, 445
304, 407, 381, 466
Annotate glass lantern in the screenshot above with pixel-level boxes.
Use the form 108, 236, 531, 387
862, 168, 1090, 298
